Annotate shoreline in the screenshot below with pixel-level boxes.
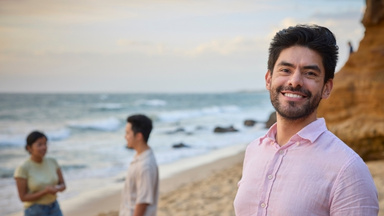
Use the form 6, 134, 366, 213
65, 143, 247, 216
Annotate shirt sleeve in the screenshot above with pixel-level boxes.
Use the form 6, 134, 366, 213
330, 156, 379, 216
136, 165, 157, 205
49, 158, 60, 170
14, 163, 28, 179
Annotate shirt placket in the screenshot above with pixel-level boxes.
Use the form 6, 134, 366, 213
258, 142, 287, 216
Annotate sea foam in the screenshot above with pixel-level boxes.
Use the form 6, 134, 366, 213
67, 117, 122, 132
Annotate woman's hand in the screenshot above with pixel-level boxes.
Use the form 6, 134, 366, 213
55, 184, 65, 192
44, 185, 58, 195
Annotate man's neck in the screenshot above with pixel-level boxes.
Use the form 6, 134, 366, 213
135, 143, 150, 155
275, 113, 317, 146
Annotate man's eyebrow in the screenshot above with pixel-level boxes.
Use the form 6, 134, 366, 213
277, 61, 294, 67
303, 65, 321, 72
277, 61, 321, 72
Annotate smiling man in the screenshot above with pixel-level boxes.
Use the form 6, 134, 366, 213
120, 114, 159, 216
234, 25, 379, 216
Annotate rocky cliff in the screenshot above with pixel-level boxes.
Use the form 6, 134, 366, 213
318, 0, 384, 161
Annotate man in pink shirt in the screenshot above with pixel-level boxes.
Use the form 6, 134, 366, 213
234, 25, 379, 216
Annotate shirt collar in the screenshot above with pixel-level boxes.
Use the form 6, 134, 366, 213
132, 149, 152, 163
259, 118, 328, 145
296, 118, 328, 143
259, 122, 278, 144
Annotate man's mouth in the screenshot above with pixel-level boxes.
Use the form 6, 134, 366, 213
278, 85, 311, 99
283, 92, 305, 98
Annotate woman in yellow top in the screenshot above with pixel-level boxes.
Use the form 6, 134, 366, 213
14, 131, 66, 216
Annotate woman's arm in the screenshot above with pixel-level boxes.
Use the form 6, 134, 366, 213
15, 177, 57, 202
55, 168, 66, 192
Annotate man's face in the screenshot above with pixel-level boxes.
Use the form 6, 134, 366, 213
265, 45, 333, 121
125, 123, 137, 149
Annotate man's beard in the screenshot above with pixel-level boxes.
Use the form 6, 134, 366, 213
270, 85, 322, 121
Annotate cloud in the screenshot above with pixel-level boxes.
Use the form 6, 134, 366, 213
186, 36, 268, 56
0, 0, 138, 25
0, 0, 366, 93
310, 8, 365, 20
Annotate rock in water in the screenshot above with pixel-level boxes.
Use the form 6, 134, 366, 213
214, 126, 238, 133
265, 112, 277, 129
244, 119, 257, 127
172, 143, 190, 148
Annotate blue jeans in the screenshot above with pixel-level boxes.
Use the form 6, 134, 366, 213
24, 200, 63, 216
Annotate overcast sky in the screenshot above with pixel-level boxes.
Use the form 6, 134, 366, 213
0, 0, 365, 93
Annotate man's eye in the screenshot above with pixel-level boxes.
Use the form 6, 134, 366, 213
281, 68, 290, 73
306, 71, 317, 76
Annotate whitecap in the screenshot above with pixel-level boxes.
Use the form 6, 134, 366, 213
91, 103, 123, 111
135, 99, 167, 107
68, 117, 122, 132
157, 110, 201, 122
46, 128, 71, 141
156, 105, 241, 123
0, 134, 24, 147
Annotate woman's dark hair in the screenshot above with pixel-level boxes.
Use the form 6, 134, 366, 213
268, 24, 339, 83
25, 131, 47, 152
127, 114, 153, 143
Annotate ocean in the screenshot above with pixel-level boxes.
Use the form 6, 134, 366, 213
0, 92, 274, 215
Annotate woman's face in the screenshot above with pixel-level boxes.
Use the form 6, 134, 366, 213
28, 137, 47, 160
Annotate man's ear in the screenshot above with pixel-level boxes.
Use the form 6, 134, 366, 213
265, 70, 272, 90
135, 132, 144, 141
322, 79, 333, 99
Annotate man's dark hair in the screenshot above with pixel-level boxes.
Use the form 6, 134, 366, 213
127, 114, 153, 143
25, 131, 47, 152
267, 24, 339, 83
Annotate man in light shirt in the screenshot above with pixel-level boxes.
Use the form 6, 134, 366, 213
120, 114, 159, 216
234, 25, 379, 215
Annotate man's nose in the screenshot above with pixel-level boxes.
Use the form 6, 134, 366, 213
288, 69, 304, 88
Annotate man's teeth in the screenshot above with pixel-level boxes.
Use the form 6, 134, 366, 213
284, 93, 303, 98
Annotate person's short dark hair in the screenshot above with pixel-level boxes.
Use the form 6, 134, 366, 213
267, 24, 339, 83
25, 131, 47, 152
127, 114, 153, 143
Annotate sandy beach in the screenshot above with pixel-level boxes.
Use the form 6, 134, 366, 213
8, 144, 383, 216
73, 147, 383, 216
60, 144, 248, 216
94, 149, 245, 216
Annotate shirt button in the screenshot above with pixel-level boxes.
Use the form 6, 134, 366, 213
279, 150, 284, 155
261, 203, 267, 208
296, 141, 300, 146
267, 175, 273, 180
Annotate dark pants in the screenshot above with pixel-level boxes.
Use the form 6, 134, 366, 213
24, 200, 63, 216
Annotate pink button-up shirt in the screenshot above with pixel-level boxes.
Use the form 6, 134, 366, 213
234, 118, 378, 216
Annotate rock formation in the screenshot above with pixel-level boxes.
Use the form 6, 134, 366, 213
318, 0, 384, 161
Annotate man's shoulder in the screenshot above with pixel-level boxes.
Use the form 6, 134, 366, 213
319, 130, 354, 151
138, 153, 158, 169
318, 129, 364, 164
